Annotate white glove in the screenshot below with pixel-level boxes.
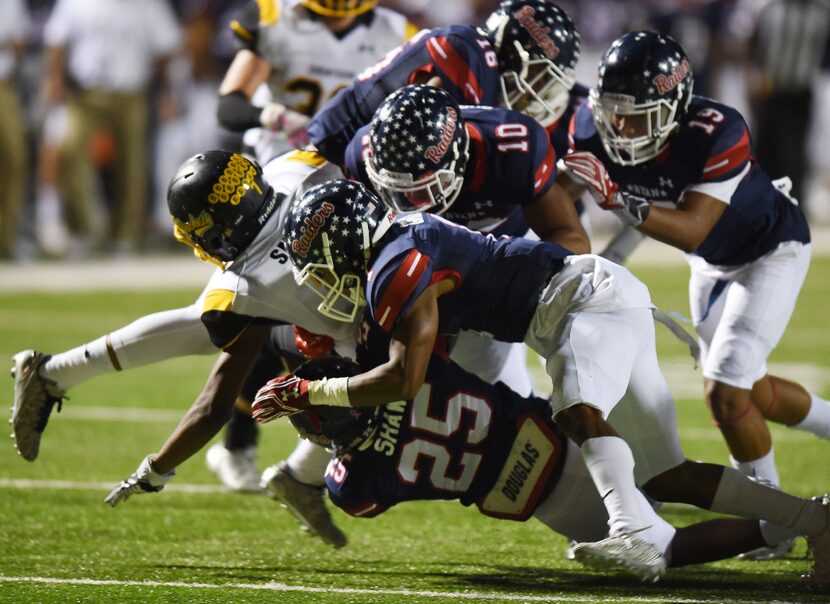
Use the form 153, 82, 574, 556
104, 454, 175, 507
259, 102, 311, 148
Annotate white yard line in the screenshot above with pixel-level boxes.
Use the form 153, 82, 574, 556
0, 576, 809, 603
0, 478, 226, 493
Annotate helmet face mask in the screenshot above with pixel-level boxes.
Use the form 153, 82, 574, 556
366, 85, 469, 215
292, 230, 368, 323
365, 139, 468, 215
484, 1, 580, 127
284, 180, 394, 323
591, 31, 694, 166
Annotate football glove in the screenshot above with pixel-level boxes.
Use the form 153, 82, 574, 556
603, 191, 652, 226
104, 454, 175, 507
293, 325, 335, 359
252, 374, 312, 423
259, 102, 311, 148
561, 151, 618, 206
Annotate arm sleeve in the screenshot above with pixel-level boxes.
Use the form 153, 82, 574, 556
217, 91, 263, 131
229, 1, 262, 52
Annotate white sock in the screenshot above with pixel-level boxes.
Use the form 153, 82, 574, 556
42, 336, 113, 392
580, 436, 668, 547
789, 393, 830, 439
285, 438, 331, 487
41, 305, 215, 391
759, 520, 798, 546
712, 467, 827, 538
729, 448, 780, 487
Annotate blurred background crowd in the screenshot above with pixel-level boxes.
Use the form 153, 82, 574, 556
1, 0, 828, 262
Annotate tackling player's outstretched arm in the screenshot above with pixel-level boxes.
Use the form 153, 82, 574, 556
523, 182, 590, 254
346, 280, 446, 406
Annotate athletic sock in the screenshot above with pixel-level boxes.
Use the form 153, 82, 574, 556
285, 438, 331, 487
789, 392, 830, 439
581, 436, 673, 551
712, 467, 828, 538
41, 305, 214, 391
729, 448, 780, 487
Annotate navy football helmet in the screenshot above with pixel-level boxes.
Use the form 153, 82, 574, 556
365, 85, 469, 214
284, 179, 395, 322
290, 356, 380, 450
167, 150, 277, 265
590, 31, 694, 166
483, 0, 580, 127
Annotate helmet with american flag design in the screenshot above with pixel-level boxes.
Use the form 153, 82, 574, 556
283, 179, 395, 323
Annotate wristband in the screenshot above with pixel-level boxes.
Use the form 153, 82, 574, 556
308, 377, 351, 407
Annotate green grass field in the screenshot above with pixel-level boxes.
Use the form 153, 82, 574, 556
1, 258, 828, 603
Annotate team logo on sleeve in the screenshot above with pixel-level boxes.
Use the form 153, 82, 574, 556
514, 6, 560, 60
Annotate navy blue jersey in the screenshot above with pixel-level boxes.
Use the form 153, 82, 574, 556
345, 106, 558, 237
365, 213, 568, 340
309, 25, 501, 165
325, 352, 567, 521
570, 96, 810, 266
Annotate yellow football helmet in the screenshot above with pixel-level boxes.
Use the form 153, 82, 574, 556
301, 0, 377, 17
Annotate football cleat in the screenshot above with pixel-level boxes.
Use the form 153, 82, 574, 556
10, 350, 64, 461
802, 494, 830, 587
205, 443, 264, 493
261, 462, 347, 548
738, 537, 796, 561
572, 531, 667, 583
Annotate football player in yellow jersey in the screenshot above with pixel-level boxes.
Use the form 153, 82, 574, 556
216, 0, 418, 163
206, 0, 417, 493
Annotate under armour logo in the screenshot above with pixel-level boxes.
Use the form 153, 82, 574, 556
659, 177, 673, 188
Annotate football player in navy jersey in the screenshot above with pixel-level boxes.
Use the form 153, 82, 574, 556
252, 179, 830, 582
559, 32, 830, 559
308, 0, 584, 166
346, 83, 589, 400
278, 350, 830, 584
345, 84, 587, 247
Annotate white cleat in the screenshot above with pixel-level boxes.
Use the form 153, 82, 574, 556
205, 443, 264, 493
738, 537, 795, 561
10, 350, 64, 461
261, 462, 347, 548
802, 494, 830, 588
572, 532, 667, 583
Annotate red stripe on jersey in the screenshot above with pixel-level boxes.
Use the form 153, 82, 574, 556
567, 112, 578, 151
407, 63, 436, 85
703, 128, 750, 181
533, 142, 556, 195
345, 502, 383, 517
426, 36, 482, 104
374, 249, 431, 332
430, 268, 461, 289
466, 123, 486, 191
